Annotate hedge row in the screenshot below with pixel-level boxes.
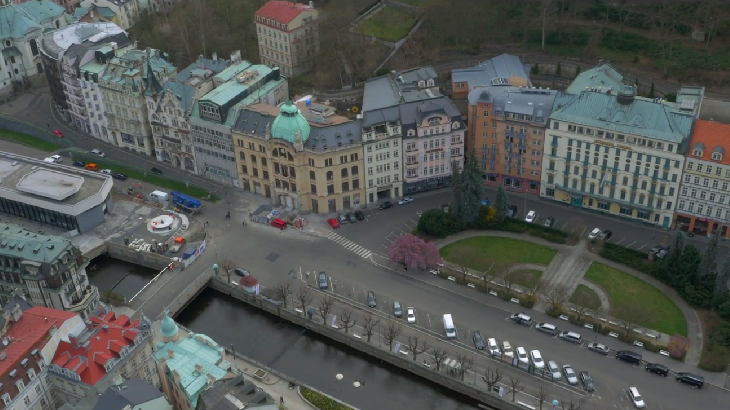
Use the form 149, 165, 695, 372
300, 387, 353, 410
437, 268, 536, 309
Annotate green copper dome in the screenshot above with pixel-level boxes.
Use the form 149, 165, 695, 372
271, 101, 310, 143
161, 312, 179, 338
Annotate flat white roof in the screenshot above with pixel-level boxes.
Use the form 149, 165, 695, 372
16, 168, 84, 201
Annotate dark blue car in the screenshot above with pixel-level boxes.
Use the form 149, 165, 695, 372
73, 161, 85, 167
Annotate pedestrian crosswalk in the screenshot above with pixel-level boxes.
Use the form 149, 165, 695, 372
326, 232, 373, 258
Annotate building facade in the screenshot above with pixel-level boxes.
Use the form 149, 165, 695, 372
467, 86, 558, 194
675, 120, 730, 237
1, 1, 67, 98
189, 59, 288, 186
255, 0, 319, 77
0, 223, 99, 317
400, 97, 464, 194
79, 0, 140, 30
100, 47, 177, 156
451, 54, 530, 100
540, 86, 695, 228
233, 101, 364, 213
49, 308, 157, 408
91, 378, 173, 410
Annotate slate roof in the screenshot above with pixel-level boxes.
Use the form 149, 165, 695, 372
3, 294, 34, 312
362, 76, 401, 112
177, 57, 230, 83
566, 64, 624, 95
451, 54, 530, 88
688, 120, 730, 166
549, 89, 695, 144
362, 105, 400, 129
399, 97, 462, 137
255, 1, 314, 24
0, 1, 66, 39
0, 223, 72, 263
92, 378, 166, 410
102, 48, 175, 93
468, 86, 559, 126
198, 375, 277, 410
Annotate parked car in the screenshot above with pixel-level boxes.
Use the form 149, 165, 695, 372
113, 173, 128, 180
530, 350, 545, 370
649, 245, 664, 255
406, 307, 416, 324
510, 312, 532, 326
525, 210, 536, 223
346, 212, 357, 223
535, 322, 557, 336
543, 217, 554, 227
563, 365, 578, 385
588, 228, 602, 239
234, 268, 250, 277
84, 163, 98, 171
507, 205, 518, 218
559, 331, 583, 344
516, 347, 529, 365
392, 300, 403, 318
398, 197, 414, 205
501, 341, 514, 359
73, 161, 85, 167
90, 149, 105, 157
366, 291, 376, 308
49, 155, 62, 163
151, 167, 163, 174
379, 201, 393, 210
598, 229, 613, 240
645, 363, 669, 377
656, 247, 671, 259
54, 130, 64, 138
327, 218, 340, 229
99, 169, 112, 175
355, 210, 365, 221
337, 214, 347, 224
318, 272, 328, 290
676, 372, 704, 388
487, 338, 500, 357
580, 371, 595, 392
472, 331, 485, 350
587, 342, 610, 355
628, 387, 645, 408
615, 350, 642, 365
547, 360, 561, 380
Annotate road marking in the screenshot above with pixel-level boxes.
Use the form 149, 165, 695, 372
561, 222, 567, 230
616, 238, 626, 244
627, 241, 636, 247
637, 243, 648, 250
384, 238, 393, 243
326, 232, 376, 258
409, 216, 418, 225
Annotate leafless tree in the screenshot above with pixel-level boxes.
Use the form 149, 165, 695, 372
338, 309, 356, 333
431, 347, 448, 372
499, 268, 514, 297
526, 279, 545, 298
455, 354, 474, 381
561, 399, 582, 410
383, 322, 402, 351
482, 366, 503, 394
541, 283, 570, 313
296, 285, 313, 316
534, 386, 549, 410
220, 258, 235, 283
317, 297, 335, 323
481, 265, 496, 291
507, 377, 523, 402
362, 315, 380, 343
273, 280, 293, 309
456, 262, 470, 283
540, 0, 554, 51
617, 301, 651, 337
407, 336, 429, 361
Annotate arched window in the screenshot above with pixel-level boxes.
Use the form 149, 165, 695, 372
29, 39, 39, 56
326, 171, 333, 180
341, 168, 348, 178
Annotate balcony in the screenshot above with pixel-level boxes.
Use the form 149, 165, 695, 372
104, 112, 116, 118
406, 161, 419, 167
551, 140, 558, 147
66, 285, 99, 313
405, 147, 418, 153
505, 130, 514, 138
451, 151, 462, 158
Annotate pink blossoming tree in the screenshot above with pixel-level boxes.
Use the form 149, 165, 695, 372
388, 234, 443, 270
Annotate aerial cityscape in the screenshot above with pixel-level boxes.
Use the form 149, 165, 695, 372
0, 1, 730, 410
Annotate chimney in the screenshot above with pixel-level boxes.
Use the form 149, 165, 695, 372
69, 335, 79, 348
194, 364, 202, 373
10, 305, 21, 322
212, 52, 218, 61
110, 42, 118, 51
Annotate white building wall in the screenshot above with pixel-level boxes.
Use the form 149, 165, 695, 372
677, 160, 730, 224
363, 127, 403, 205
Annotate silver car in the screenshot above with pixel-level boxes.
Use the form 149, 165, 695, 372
547, 360, 561, 380
563, 365, 578, 385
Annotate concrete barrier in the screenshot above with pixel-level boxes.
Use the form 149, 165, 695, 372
207, 278, 523, 410
106, 242, 171, 270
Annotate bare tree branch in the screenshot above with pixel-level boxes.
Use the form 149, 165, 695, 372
273, 280, 293, 309
541, 283, 570, 313
362, 315, 380, 343
561, 399, 582, 410
338, 308, 356, 333
534, 386, 549, 410
407, 336, 430, 361
317, 296, 335, 323
455, 354, 474, 381
383, 322, 402, 351
431, 347, 448, 372
482, 366, 503, 394
296, 284, 313, 316
220, 258, 235, 283
507, 377, 523, 402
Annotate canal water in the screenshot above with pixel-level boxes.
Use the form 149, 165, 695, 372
87, 255, 160, 300
177, 288, 481, 410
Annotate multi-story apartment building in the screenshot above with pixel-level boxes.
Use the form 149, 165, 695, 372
400, 97, 465, 194
451, 54, 530, 100
49, 308, 158, 407
467, 86, 558, 194
255, 0, 319, 77
100, 47, 177, 156
11, 0, 82, 13
156, 313, 236, 410
40, 22, 130, 135
233, 101, 364, 213
0, 306, 80, 410
0, 223, 98, 317
146, 56, 231, 173
540, 85, 696, 228
79, 0, 140, 30
189, 59, 288, 186
1, 0, 67, 98
675, 120, 730, 237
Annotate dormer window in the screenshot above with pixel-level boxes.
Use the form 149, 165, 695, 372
452, 121, 461, 129
407, 129, 416, 137
428, 117, 440, 126
418, 80, 425, 87
693, 149, 703, 157
712, 152, 722, 161
427, 79, 434, 87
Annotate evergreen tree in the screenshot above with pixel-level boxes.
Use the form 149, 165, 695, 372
556, 63, 562, 76
458, 149, 484, 224
662, 231, 686, 286
648, 82, 656, 99
495, 183, 509, 222
699, 233, 719, 277
450, 159, 463, 218
574, 65, 581, 78
532, 63, 539, 75
716, 257, 730, 297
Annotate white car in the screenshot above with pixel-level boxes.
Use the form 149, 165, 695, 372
90, 149, 105, 157
516, 347, 529, 365
547, 360, 561, 380
406, 307, 416, 324
530, 350, 544, 370
49, 154, 62, 163
501, 341, 514, 359
487, 338, 501, 357
100, 169, 112, 175
524, 210, 536, 223
628, 387, 645, 408
563, 365, 578, 385
398, 196, 414, 205
588, 228, 602, 239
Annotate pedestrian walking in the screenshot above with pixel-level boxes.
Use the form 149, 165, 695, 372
280, 396, 284, 405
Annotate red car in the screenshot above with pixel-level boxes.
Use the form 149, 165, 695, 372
54, 130, 64, 138
326, 218, 340, 229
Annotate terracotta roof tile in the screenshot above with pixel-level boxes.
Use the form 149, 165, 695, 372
256, 1, 313, 24
689, 120, 730, 165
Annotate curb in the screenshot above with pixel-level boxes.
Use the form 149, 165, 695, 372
297, 385, 362, 410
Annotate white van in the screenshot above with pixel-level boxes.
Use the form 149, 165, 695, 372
443, 314, 456, 338
43, 157, 56, 163
148, 190, 169, 202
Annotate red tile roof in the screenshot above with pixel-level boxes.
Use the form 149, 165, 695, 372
0, 307, 77, 377
256, 1, 313, 24
689, 120, 730, 166
51, 311, 144, 386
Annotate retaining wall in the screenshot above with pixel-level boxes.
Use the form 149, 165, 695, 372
207, 278, 523, 410
105, 242, 172, 271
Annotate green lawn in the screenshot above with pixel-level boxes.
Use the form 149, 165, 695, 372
0, 130, 60, 152
358, 6, 417, 42
507, 269, 543, 289
440, 237, 556, 272
569, 284, 602, 311
395, 0, 423, 5
584, 262, 687, 336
